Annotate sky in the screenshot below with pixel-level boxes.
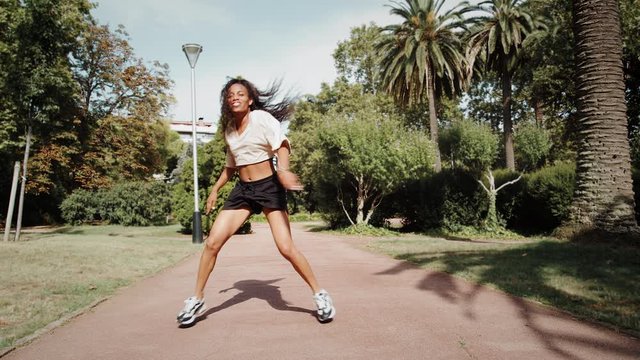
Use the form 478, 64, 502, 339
91, 0, 408, 124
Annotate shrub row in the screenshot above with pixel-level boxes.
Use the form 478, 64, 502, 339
61, 162, 640, 234
388, 168, 488, 232
384, 162, 576, 234
497, 162, 575, 233
60, 181, 172, 226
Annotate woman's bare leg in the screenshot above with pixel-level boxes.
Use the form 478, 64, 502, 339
264, 208, 321, 294
194, 208, 251, 299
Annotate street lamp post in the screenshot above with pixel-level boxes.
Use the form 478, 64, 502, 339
182, 43, 203, 244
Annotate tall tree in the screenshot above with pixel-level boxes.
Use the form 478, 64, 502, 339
333, 22, 382, 93
71, 115, 170, 189
514, 0, 578, 165
72, 23, 173, 130
377, 0, 471, 172
0, 0, 91, 227
2, 0, 90, 143
467, 0, 541, 170
304, 85, 434, 226
28, 21, 175, 194
568, 0, 637, 234
517, 0, 574, 127
0, 0, 89, 156
0, 0, 23, 161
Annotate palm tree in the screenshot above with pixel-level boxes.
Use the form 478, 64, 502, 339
377, 0, 471, 172
568, 0, 637, 234
466, 0, 540, 171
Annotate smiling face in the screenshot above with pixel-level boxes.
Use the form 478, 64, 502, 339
226, 83, 253, 115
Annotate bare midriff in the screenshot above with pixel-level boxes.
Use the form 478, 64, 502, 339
236, 159, 274, 182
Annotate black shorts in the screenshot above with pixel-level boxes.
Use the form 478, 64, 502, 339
223, 174, 287, 214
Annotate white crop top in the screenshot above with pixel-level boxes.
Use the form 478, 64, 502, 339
225, 110, 289, 168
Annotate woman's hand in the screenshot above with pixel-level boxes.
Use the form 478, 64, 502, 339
277, 170, 304, 191
205, 191, 218, 215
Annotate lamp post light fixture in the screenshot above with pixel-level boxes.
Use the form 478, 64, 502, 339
182, 43, 203, 244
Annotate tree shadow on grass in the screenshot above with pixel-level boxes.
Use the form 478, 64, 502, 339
193, 279, 314, 325
58, 228, 85, 235
305, 224, 331, 232
15, 227, 84, 241
376, 239, 640, 359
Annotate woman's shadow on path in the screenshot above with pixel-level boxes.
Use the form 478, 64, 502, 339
187, 279, 315, 326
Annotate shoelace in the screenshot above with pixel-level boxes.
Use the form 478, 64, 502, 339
183, 297, 199, 312
315, 294, 329, 310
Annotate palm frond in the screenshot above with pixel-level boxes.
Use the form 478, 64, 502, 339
377, 0, 470, 105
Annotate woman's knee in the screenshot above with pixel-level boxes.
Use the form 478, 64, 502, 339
278, 243, 298, 260
204, 234, 225, 254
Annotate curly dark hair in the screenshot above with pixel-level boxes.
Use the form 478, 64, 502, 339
219, 78, 294, 132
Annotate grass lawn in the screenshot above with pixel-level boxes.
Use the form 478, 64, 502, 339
251, 211, 323, 223
365, 232, 640, 337
0, 225, 201, 353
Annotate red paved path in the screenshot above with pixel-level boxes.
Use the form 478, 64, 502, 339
3, 223, 639, 360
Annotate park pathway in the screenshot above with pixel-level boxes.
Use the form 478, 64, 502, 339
3, 222, 639, 360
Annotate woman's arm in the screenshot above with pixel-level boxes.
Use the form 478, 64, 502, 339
205, 167, 236, 214
275, 140, 292, 171
275, 141, 303, 191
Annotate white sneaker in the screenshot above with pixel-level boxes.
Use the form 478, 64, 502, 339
176, 296, 205, 325
313, 289, 335, 323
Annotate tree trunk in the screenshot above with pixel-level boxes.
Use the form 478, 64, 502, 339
480, 170, 500, 229
355, 175, 365, 224
478, 169, 522, 230
533, 96, 544, 126
486, 191, 498, 229
15, 126, 32, 242
502, 61, 515, 171
427, 68, 442, 172
356, 195, 365, 224
3, 162, 21, 241
569, 0, 637, 233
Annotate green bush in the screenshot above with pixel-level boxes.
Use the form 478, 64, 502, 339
297, 90, 433, 228
389, 164, 575, 234
60, 181, 172, 226
392, 169, 487, 231
60, 189, 103, 225
103, 181, 172, 226
499, 162, 575, 233
313, 181, 354, 229
171, 180, 201, 233
514, 122, 552, 170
